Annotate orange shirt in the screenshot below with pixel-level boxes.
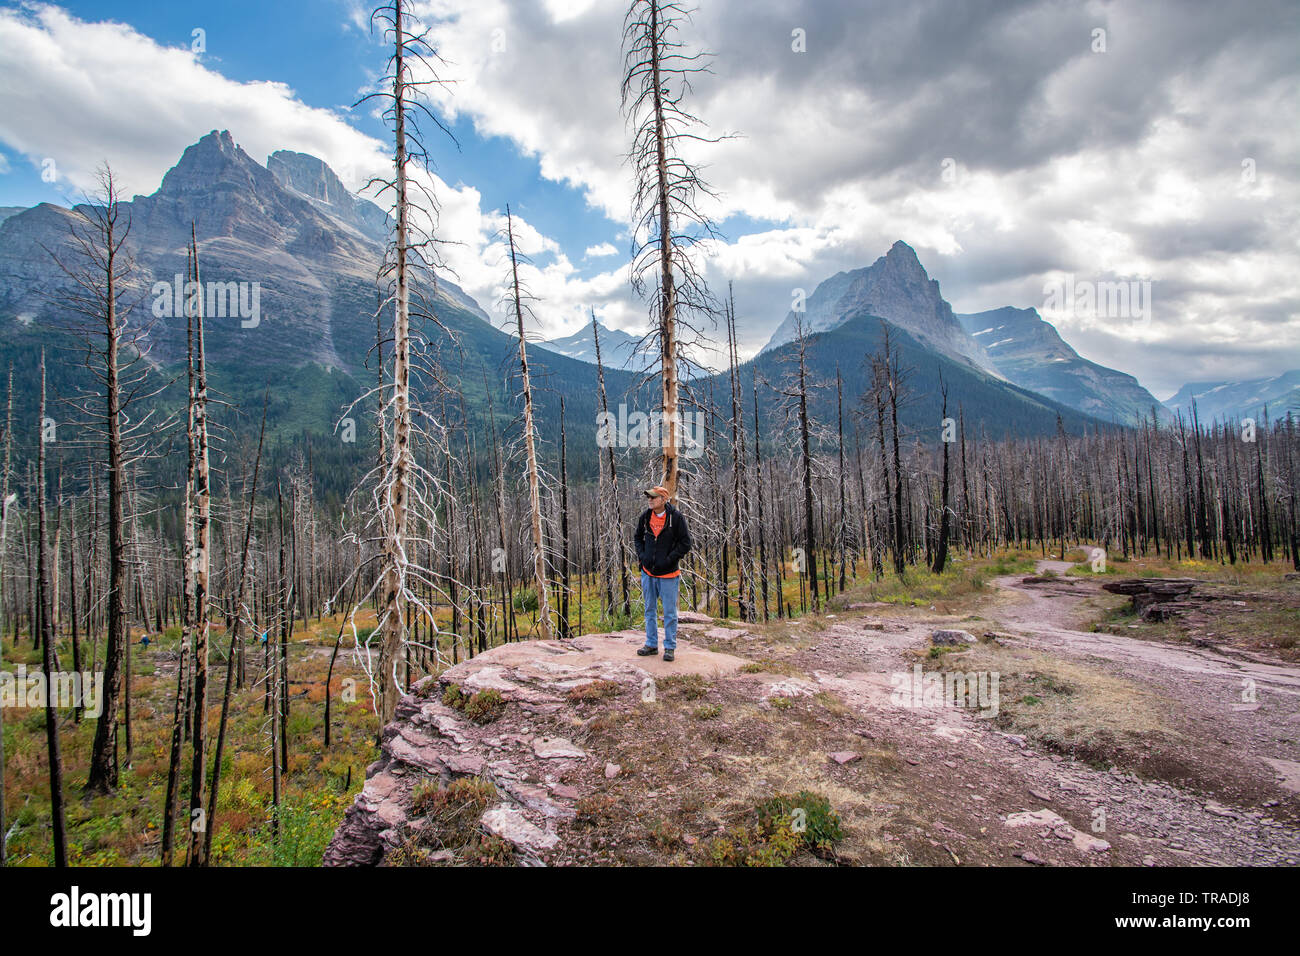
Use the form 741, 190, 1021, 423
643, 509, 680, 578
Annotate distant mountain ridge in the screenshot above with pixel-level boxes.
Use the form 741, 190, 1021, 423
1164, 371, 1300, 423
538, 320, 645, 371
957, 306, 1166, 425
0, 132, 1122, 499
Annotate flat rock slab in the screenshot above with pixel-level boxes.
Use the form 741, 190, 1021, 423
676, 611, 714, 625
481, 806, 558, 853
1262, 757, 1300, 793
1005, 808, 1110, 854
763, 677, 819, 700
450, 633, 748, 681
533, 736, 586, 759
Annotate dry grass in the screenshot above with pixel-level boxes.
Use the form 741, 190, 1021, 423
961, 642, 1177, 766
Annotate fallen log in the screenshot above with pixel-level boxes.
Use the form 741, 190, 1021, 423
1101, 578, 1198, 600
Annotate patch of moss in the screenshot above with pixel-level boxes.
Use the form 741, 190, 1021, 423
739, 658, 801, 676
441, 684, 506, 723
927, 643, 970, 659
567, 680, 620, 703
659, 673, 709, 700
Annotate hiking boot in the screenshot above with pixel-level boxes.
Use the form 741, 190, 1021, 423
637, 646, 659, 657
663, 650, 675, 662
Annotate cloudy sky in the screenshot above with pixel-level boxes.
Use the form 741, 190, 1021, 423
1, 0, 1296, 397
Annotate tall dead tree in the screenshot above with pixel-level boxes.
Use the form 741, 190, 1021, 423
184, 226, 212, 867
622, 0, 724, 501
0, 369, 12, 866
504, 207, 555, 641
592, 313, 631, 617
36, 353, 68, 866
345, 0, 458, 722
46, 166, 158, 795
770, 319, 826, 613
161, 235, 199, 867
725, 287, 754, 620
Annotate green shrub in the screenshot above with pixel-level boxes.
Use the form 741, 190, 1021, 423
404, 777, 512, 865
441, 683, 505, 723
261, 799, 337, 867
756, 791, 843, 856
442, 683, 466, 709
700, 791, 843, 867
463, 689, 506, 723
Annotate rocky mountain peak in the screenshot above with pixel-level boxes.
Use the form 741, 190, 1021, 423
157, 129, 266, 197
268, 148, 389, 244
268, 149, 350, 206
760, 240, 999, 375
883, 238, 924, 273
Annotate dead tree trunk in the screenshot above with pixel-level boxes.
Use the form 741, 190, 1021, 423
37, 353, 68, 866
505, 207, 554, 641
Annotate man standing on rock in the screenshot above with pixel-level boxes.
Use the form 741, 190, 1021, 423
633, 485, 692, 662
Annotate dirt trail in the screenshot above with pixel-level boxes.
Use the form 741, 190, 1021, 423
782, 561, 1300, 865
990, 562, 1300, 695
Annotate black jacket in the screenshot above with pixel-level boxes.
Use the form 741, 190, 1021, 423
634, 502, 693, 576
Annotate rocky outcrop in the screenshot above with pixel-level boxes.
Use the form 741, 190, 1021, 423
930, 628, 976, 646
761, 241, 999, 376
1102, 578, 1200, 622
322, 620, 746, 867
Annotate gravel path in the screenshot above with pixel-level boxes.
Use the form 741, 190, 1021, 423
792, 562, 1300, 866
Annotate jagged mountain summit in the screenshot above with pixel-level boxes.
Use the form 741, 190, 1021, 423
538, 320, 645, 371
1164, 371, 1300, 424
760, 240, 998, 375
957, 306, 1166, 426
0, 129, 488, 372
757, 239, 1167, 427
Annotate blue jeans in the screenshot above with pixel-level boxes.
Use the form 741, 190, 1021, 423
641, 570, 679, 651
